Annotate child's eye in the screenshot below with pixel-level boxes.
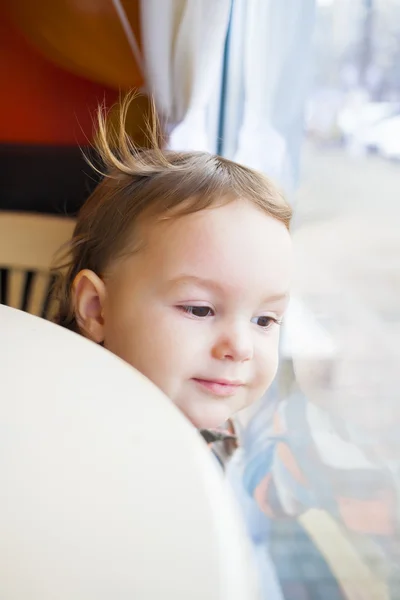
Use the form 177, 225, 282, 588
251, 316, 281, 329
178, 305, 214, 318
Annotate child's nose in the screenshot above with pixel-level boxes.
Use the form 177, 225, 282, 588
212, 323, 254, 362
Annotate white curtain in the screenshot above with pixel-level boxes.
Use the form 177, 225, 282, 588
140, 0, 232, 151
229, 0, 315, 195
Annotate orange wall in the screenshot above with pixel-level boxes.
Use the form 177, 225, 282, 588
0, 12, 119, 145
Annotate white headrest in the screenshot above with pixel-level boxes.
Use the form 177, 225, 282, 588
0, 306, 258, 600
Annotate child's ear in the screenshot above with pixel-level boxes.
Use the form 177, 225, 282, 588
73, 270, 106, 343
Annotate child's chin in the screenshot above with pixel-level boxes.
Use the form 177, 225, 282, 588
186, 409, 232, 431
177, 393, 237, 430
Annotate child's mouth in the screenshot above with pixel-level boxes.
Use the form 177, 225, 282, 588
192, 378, 244, 397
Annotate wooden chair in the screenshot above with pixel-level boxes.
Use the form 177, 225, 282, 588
0, 212, 75, 318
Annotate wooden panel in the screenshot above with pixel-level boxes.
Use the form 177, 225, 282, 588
0, 213, 75, 271
27, 271, 50, 317
7, 268, 25, 309
0, 213, 75, 320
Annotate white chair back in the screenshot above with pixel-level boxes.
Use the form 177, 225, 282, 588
0, 306, 258, 600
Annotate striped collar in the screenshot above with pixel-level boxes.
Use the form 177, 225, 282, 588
199, 419, 239, 468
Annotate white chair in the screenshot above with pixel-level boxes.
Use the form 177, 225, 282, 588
0, 305, 258, 600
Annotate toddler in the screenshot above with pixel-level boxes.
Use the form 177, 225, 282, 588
53, 96, 292, 443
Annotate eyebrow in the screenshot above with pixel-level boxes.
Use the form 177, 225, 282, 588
166, 275, 289, 303
166, 275, 224, 293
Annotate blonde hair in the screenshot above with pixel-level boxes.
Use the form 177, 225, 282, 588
52, 94, 292, 332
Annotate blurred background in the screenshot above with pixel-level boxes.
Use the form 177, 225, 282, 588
297, 0, 400, 224
1, 1, 399, 599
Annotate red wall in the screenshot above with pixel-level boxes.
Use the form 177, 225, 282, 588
0, 12, 119, 145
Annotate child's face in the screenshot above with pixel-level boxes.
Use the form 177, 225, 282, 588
78, 199, 291, 428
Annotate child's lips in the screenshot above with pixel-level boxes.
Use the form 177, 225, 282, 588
192, 378, 244, 397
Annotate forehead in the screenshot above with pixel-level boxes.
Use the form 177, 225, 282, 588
126, 200, 292, 297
